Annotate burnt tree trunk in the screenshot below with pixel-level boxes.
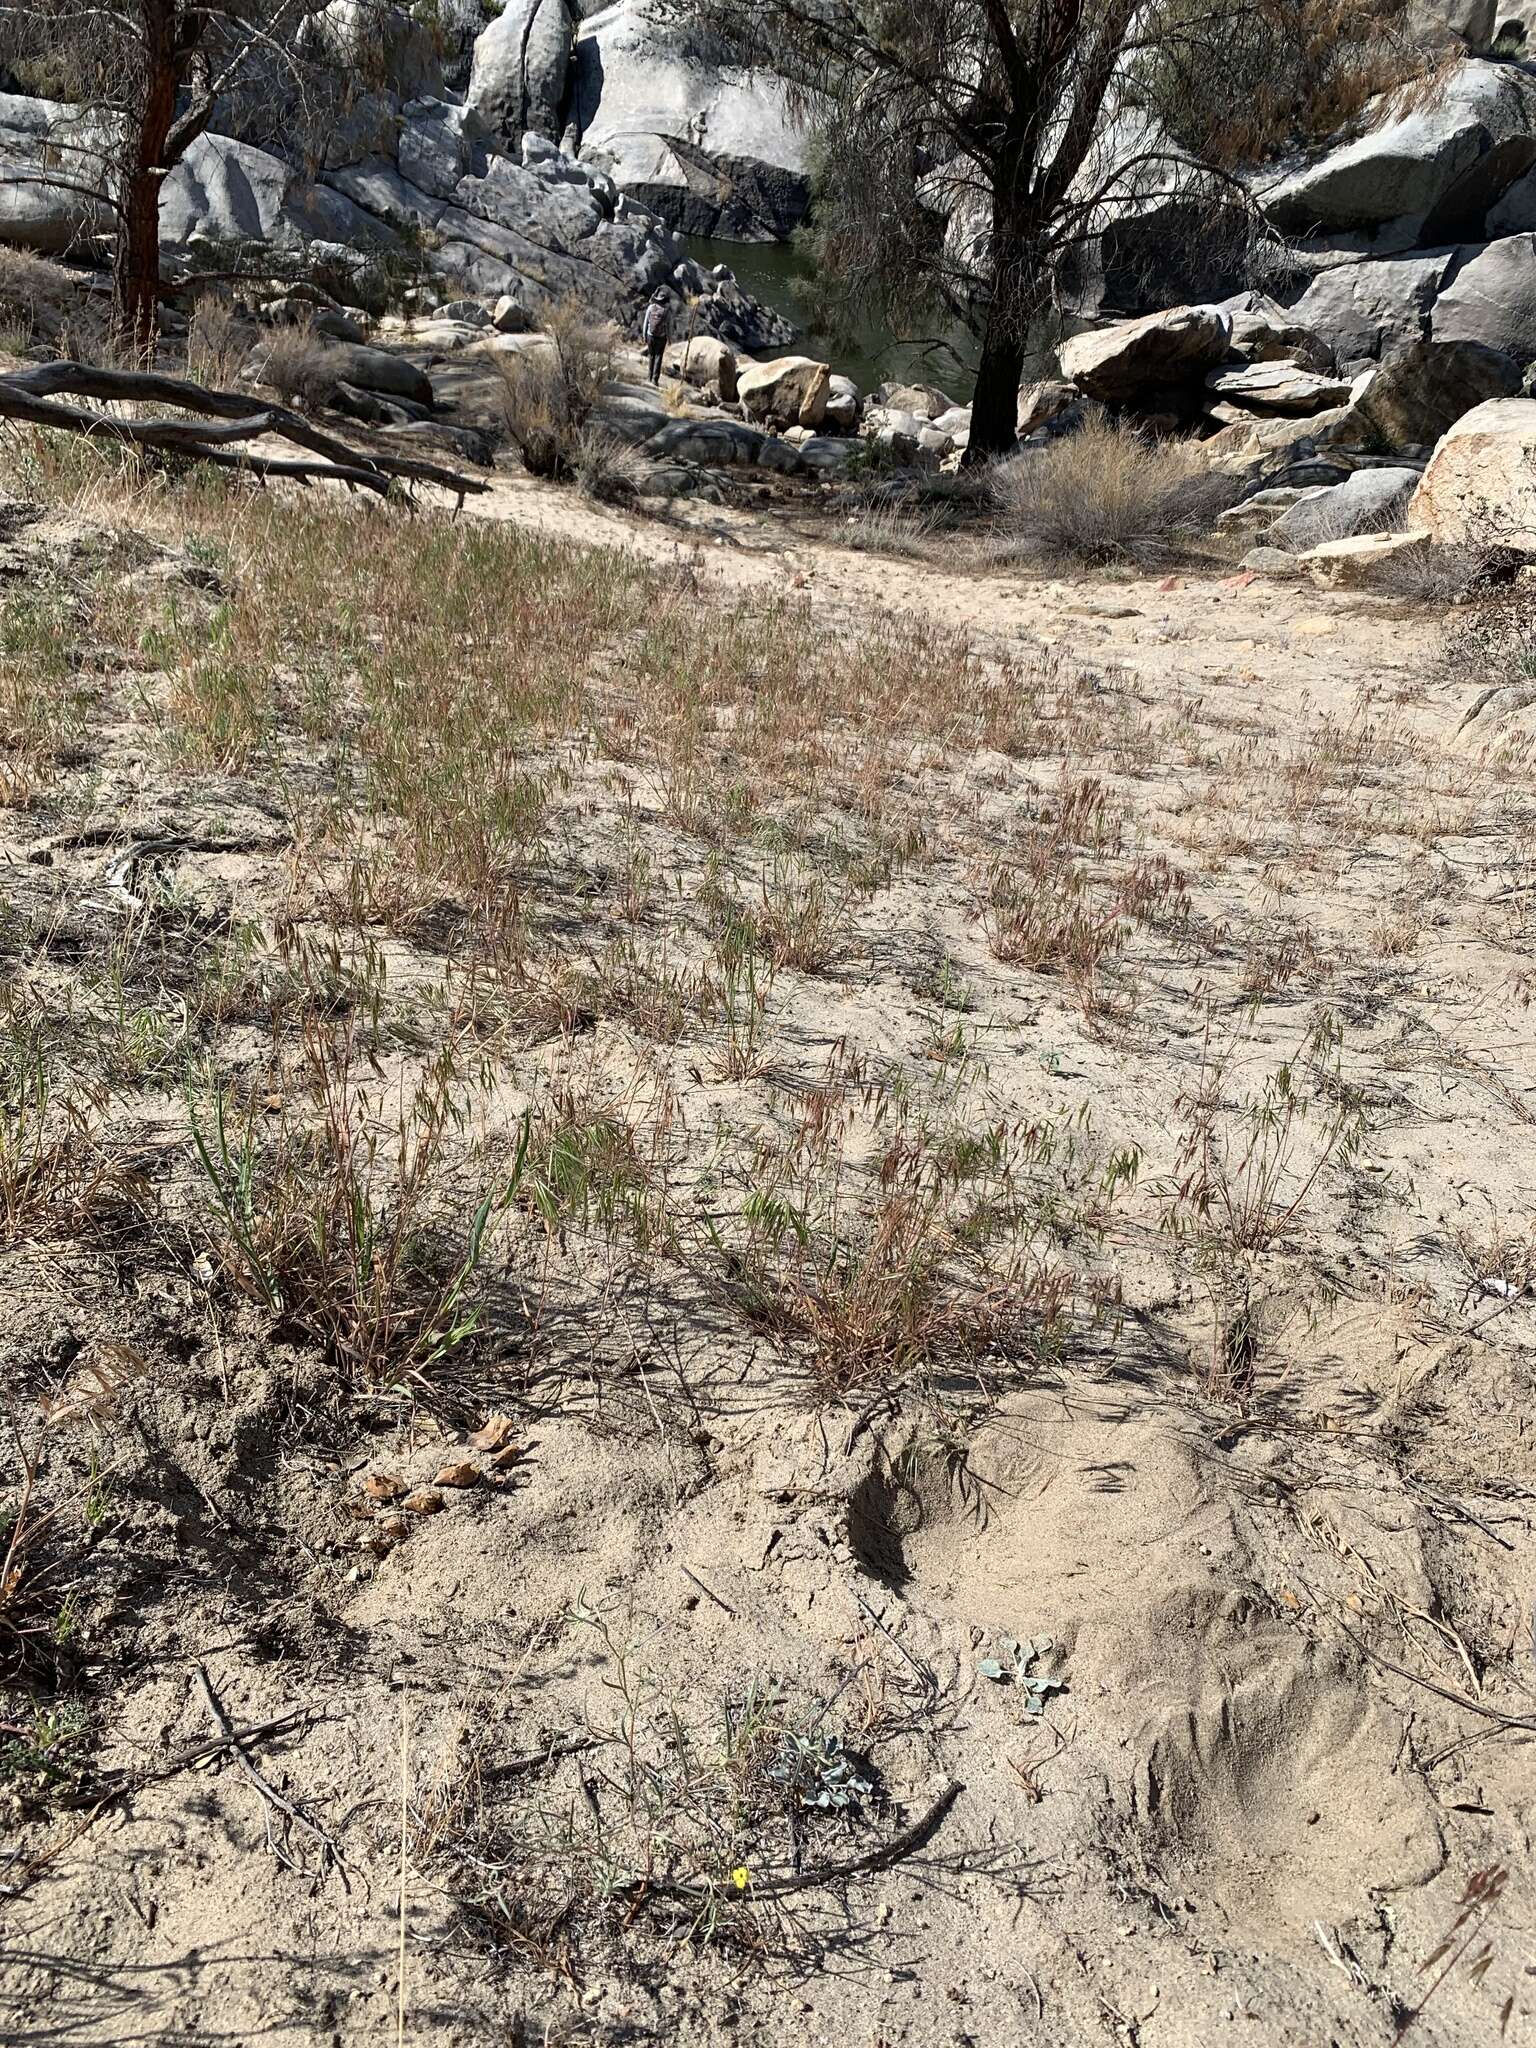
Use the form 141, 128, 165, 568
966, 316, 1028, 466
962, 130, 1045, 469
113, 0, 201, 359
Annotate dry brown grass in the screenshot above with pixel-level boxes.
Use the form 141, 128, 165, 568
491, 296, 616, 482
990, 415, 1233, 566
183, 292, 252, 391
572, 427, 648, 504
0, 247, 79, 352
1139, 0, 1432, 168
190, 1021, 526, 1391
254, 317, 342, 411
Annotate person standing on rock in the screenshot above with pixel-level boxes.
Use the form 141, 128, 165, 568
643, 289, 673, 387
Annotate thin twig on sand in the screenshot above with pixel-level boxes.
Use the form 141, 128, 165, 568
197, 1664, 352, 1889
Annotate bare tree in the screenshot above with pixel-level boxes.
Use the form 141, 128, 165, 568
0, 0, 365, 352
657, 0, 1414, 462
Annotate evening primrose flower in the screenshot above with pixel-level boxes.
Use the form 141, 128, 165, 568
730, 1865, 751, 1892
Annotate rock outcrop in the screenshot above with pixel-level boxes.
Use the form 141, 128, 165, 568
1204, 360, 1354, 414
1290, 251, 1459, 363
569, 0, 810, 240
1409, 395, 1536, 544
0, 80, 794, 349
161, 132, 393, 253
466, 0, 575, 144
1260, 61, 1536, 246
0, 94, 118, 252
1266, 466, 1424, 550
1350, 336, 1522, 446
1431, 232, 1536, 360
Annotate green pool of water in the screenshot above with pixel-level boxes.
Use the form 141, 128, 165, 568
687, 235, 978, 403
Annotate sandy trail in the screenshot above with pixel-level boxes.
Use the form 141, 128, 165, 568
1, 464, 1530, 2048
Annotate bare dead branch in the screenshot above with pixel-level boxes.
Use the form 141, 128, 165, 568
0, 360, 491, 502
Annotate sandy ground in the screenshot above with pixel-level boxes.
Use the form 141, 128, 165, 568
0, 448, 1533, 2048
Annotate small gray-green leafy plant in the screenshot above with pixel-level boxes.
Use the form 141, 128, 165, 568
978, 1633, 1064, 1714
765, 1730, 874, 1812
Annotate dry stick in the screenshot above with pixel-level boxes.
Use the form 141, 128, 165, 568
3, 361, 489, 494
727, 1780, 963, 1902
397, 1699, 409, 2048
483, 1733, 606, 1782
853, 1590, 940, 1704
0, 385, 395, 490
1339, 1623, 1536, 1735
680, 1563, 737, 1617
0, 362, 489, 502
7, 1709, 319, 1892
196, 1665, 353, 1887
130, 1708, 315, 1787
633, 1780, 965, 1907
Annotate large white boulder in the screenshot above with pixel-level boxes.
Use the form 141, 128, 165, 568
1409, 395, 1536, 544
570, 0, 809, 238
1261, 60, 1536, 244
1059, 304, 1232, 403
1290, 251, 1458, 363
467, 0, 576, 143
737, 355, 831, 429
1266, 466, 1424, 550
1350, 337, 1522, 448
0, 94, 118, 251
1432, 234, 1536, 363
672, 333, 738, 400
160, 133, 393, 250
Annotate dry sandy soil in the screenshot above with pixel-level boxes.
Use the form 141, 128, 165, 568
0, 423, 1533, 2048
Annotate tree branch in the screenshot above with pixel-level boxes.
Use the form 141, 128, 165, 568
0, 362, 490, 502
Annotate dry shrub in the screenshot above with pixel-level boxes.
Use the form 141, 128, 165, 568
0, 247, 76, 351
255, 317, 341, 411
492, 295, 615, 481
992, 414, 1232, 566
1372, 541, 1516, 608
1138, 0, 1430, 168
185, 292, 252, 391
573, 427, 647, 504
1441, 582, 1536, 714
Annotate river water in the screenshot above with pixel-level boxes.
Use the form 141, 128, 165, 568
687, 235, 979, 403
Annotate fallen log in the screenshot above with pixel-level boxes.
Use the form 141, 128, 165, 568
0, 360, 491, 503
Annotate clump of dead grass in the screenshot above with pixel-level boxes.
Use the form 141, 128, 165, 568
492, 295, 616, 482
184, 292, 252, 391
572, 426, 647, 504
0, 248, 78, 353
253, 317, 341, 411
990, 414, 1234, 566
189, 1025, 529, 1391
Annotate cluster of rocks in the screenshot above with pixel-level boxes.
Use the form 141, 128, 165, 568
465, 0, 809, 241
586, 343, 982, 497
9, 0, 1536, 555
0, 0, 803, 348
